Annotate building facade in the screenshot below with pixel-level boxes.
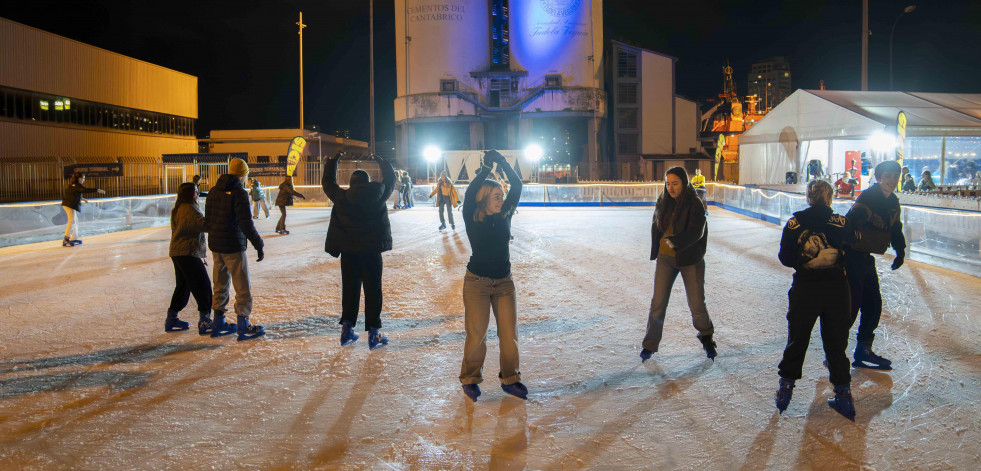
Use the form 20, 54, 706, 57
394, 0, 606, 180
608, 41, 702, 181
0, 17, 198, 160
747, 57, 792, 112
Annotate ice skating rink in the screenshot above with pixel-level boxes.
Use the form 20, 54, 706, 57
1, 206, 979, 470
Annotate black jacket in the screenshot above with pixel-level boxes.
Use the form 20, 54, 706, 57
322, 157, 396, 256
845, 183, 905, 256
274, 181, 305, 207
61, 182, 100, 211
779, 205, 853, 281
205, 174, 264, 254
651, 193, 707, 267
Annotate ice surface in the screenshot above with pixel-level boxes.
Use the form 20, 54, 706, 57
0, 207, 979, 469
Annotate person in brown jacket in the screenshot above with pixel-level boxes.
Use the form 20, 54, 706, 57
429, 171, 460, 230
274, 176, 306, 234
166, 182, 220, 334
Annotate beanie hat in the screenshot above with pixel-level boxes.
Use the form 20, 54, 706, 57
874, 160, 901, 177
229, 158, 249, 177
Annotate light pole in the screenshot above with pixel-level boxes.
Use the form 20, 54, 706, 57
890, 5, 917, 91
369, 0, 376, 156
297, 12, 306, 131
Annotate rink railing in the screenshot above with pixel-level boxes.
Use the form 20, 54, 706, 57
3, 183, 979, 278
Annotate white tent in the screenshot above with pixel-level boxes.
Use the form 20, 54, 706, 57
739, 90, 981, 184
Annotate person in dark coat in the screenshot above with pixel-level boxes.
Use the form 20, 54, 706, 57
274, 176, 306, 234
276, 177, 307, 235
60, 172, 106, 247
458, 150, 527, 402
774, 179, 856, 420
640, 166, 716, 362
843, 160, 906, 370
166, 182, 214, 334
322, 152, 395, 349
205, 158, 266, 341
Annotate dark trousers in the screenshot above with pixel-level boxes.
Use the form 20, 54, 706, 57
276, 206, 287, 231
777, 276, 852, 386
339, 252, 384, 330
169, 256, 212, 314
847, 254, 882, 343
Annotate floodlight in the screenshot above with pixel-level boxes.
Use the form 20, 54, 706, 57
524, 144, 544, 161
423, 146, 442, 163
869, 132, 896, 154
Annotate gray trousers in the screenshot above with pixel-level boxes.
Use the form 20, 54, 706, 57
439, 199, 455, 225
642, 253, 714, 351
212, 251, 252, 318
460, 271, 520, 386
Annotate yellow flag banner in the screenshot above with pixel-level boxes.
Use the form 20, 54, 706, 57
896, 111, 907, 167
286, 137, 306, 177
715, 134, 726, 180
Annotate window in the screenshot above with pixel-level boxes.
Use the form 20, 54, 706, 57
545, 74, 562, 88
257, 156, 270, 163
618, 108, 637, 129
617, 83, 638, 104
440, 79, 458, 92
617, 51, 637, 78
618, 133, 638, 154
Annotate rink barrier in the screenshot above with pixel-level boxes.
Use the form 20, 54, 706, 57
4, 183, 979, 278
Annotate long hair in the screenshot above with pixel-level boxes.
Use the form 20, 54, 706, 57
172, 182, 198, 224
473, 179, 503, 222
655, 166, 696, 232
68, 172, 84, 186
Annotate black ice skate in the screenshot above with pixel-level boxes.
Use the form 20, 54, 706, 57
852, 341, 892, 371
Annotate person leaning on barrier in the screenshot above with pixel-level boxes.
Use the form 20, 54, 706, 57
192, 175, 208, 198
774, 179, 856, 420
843, 160, 905, 370
691, 168, 707, 210
61, 172, 106, 247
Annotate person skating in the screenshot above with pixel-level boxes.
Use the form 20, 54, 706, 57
322, 152, 395, 349
429, 171, 460, 230
60, 172, 106, 247
192, 174, 208, 197
393, 170, 404, 209
459, 150, 527, 402
166, 183, 215, 334
775, 180, 856, 420
205, 158, 265, 341
249, 178, 270, 219
640, 166, 716, 362
274, 176, 306, 234
400, 170, 414, 208
843, 160, 906, 370
691, 168, 707, 210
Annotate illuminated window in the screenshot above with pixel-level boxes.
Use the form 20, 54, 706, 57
55, 100, 64, 111
39, 100, 50, 111
64, 99, 71, 110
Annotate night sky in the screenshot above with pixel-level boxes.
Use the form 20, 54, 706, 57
3, 0, 979, 143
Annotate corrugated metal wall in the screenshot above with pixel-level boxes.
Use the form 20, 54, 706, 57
0, 121, 197, 157
0, 18, 197, 118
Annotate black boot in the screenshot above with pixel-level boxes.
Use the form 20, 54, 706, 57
198, 312, 214, 335
700, 335, 718, 360
165, 311, 189, 332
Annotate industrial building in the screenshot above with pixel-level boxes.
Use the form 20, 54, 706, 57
394, 0, 606, 180
0, 17, 198, 159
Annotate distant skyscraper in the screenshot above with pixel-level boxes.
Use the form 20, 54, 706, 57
747, 57, 791, 111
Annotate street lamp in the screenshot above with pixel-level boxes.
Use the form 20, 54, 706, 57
525, 144, 544, 183
423, 146, 442, 183
890, 5, 917, 91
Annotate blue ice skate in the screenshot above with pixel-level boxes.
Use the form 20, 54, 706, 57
236, 315, 264, 341
640, 348, 654, 362
164, 312, 189, 332
852, 341, 892, 371
368, 327, 388, 350
210, 312, 237, 337
828, 385, 856, 421
501, 382, 528, 400
340, 321, 360, 346
775, 378, 795, 414
462, 384, 481, 402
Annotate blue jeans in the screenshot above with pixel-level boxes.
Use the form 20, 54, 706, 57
460, 271, 520, 385
642, 254, 714, 351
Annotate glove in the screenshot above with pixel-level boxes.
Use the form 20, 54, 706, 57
484, 150, 503, 166
891, 254, 904, 270
256, 248, 265, 262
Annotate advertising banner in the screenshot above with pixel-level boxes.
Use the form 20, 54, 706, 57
248, 163, 288, 177
714, 134, 726, 180
286, 137, 306, 176
896, 111, 907, 166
